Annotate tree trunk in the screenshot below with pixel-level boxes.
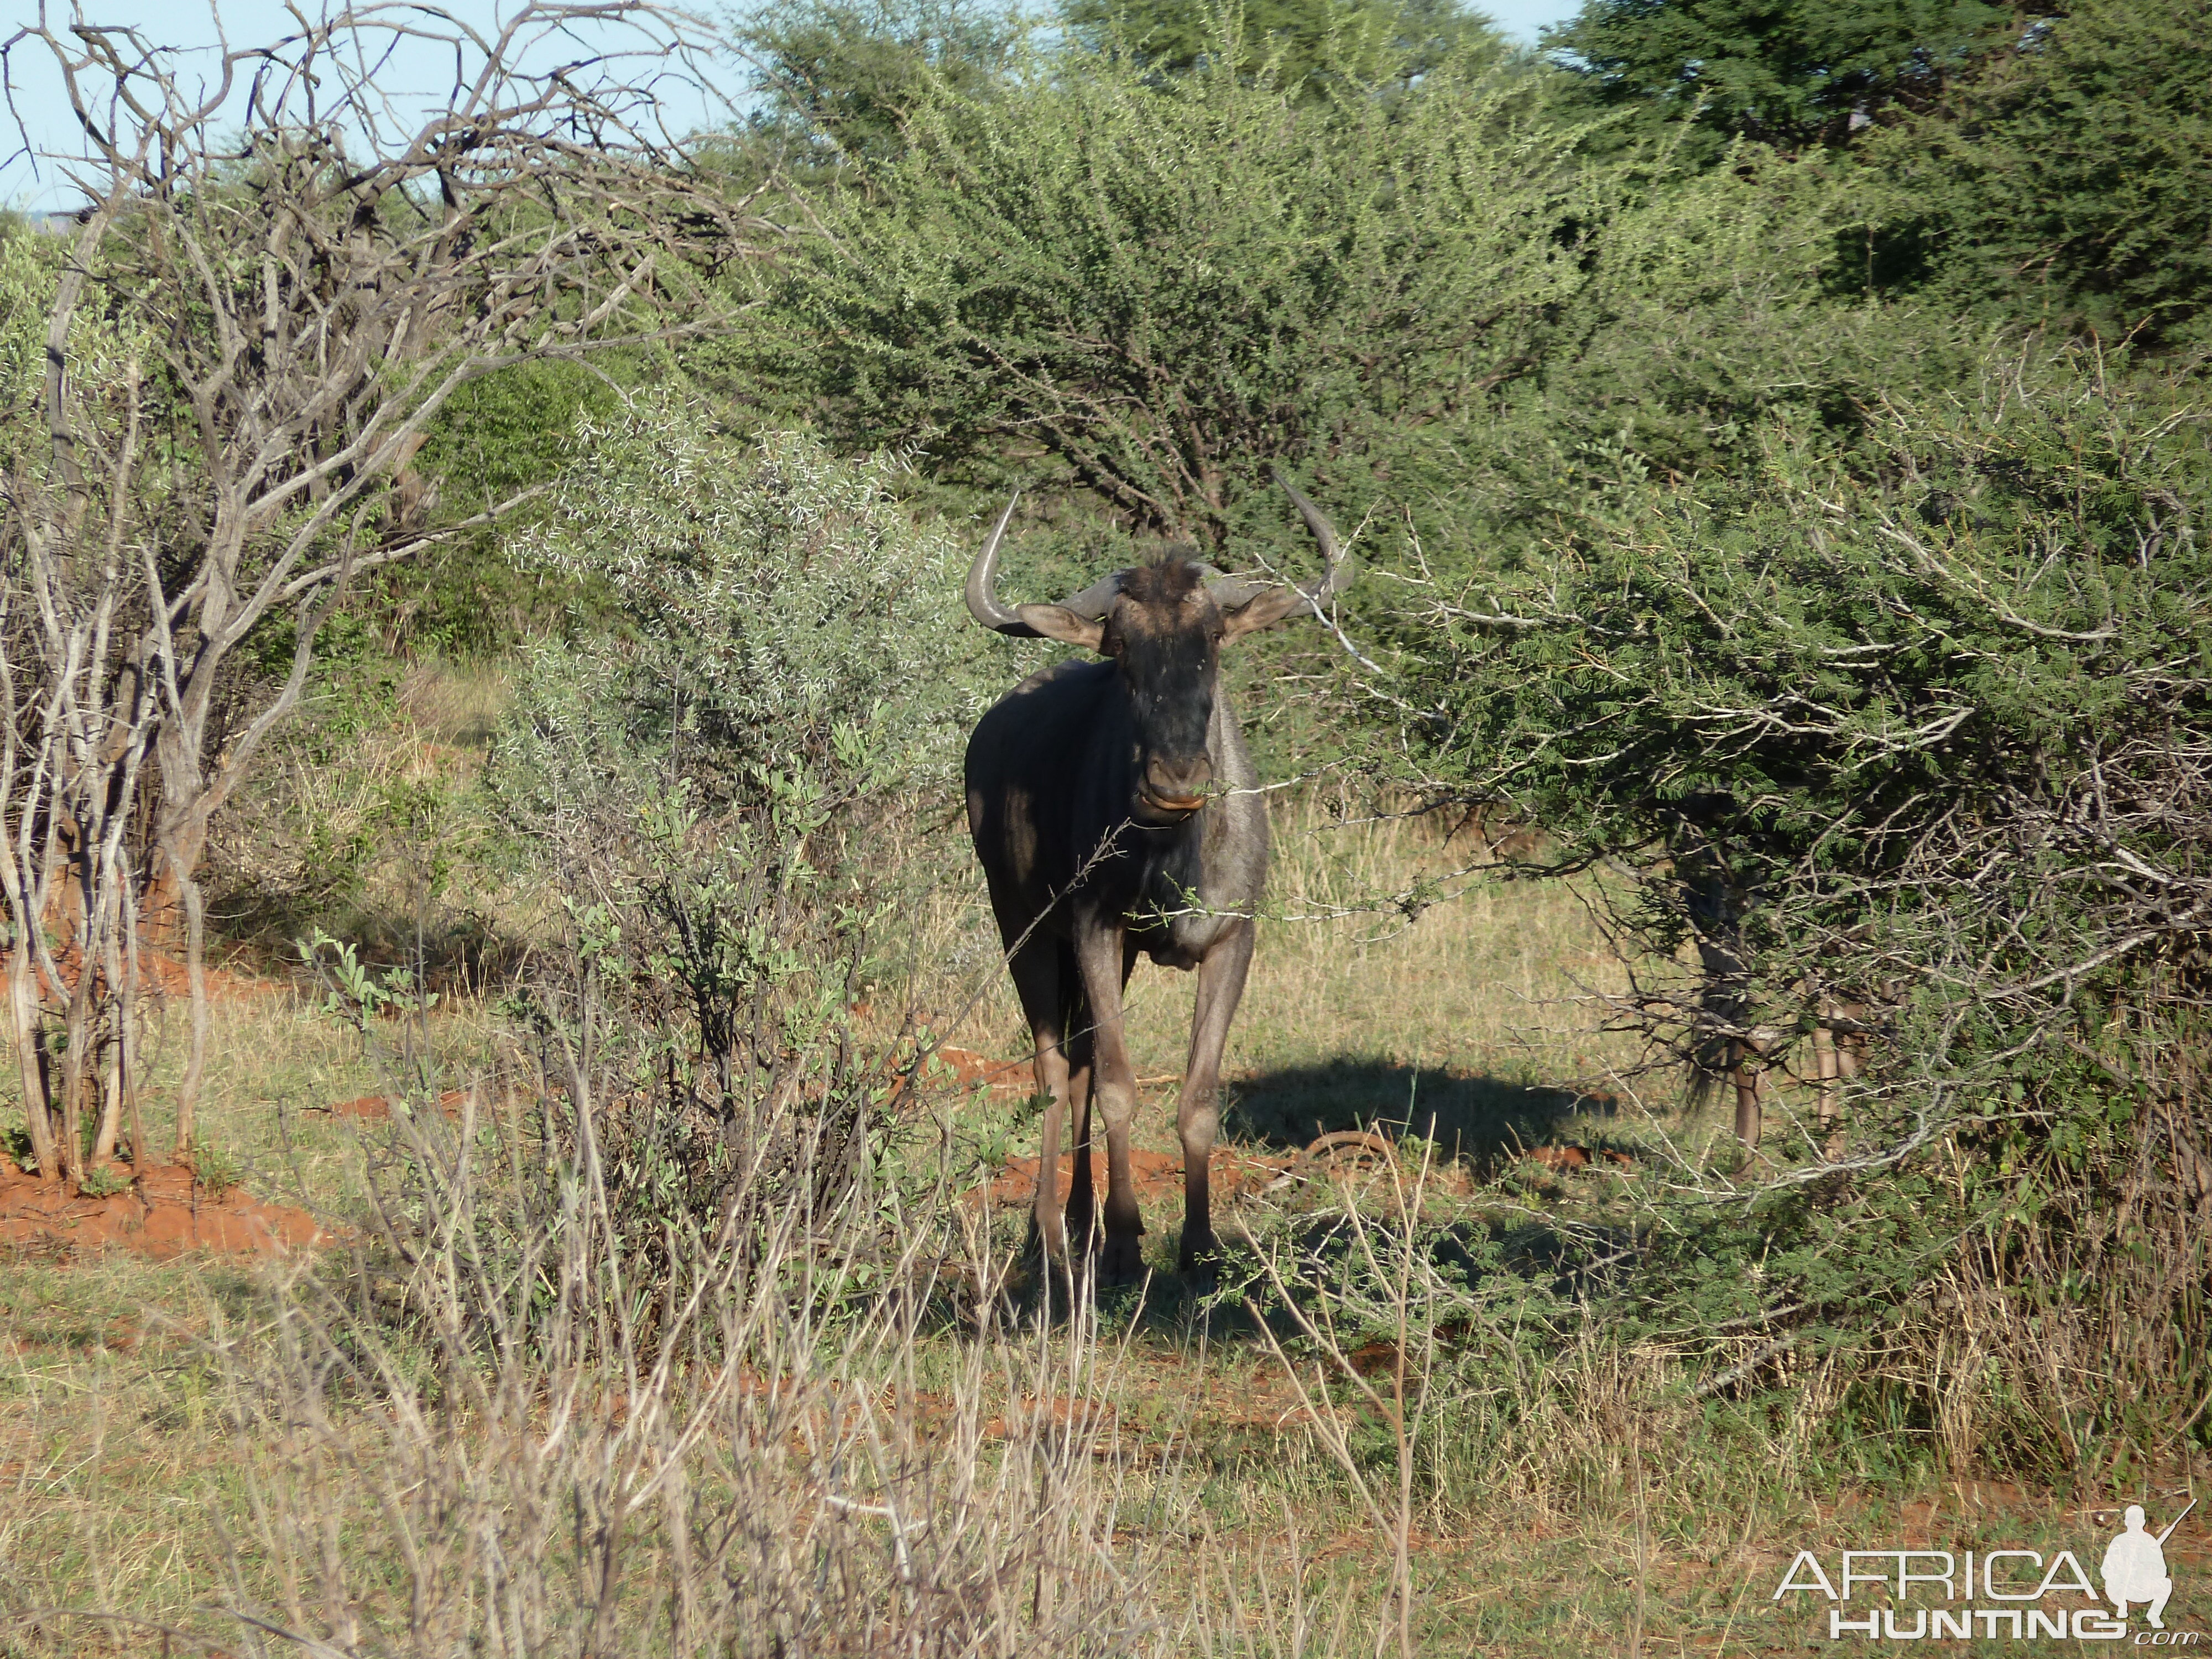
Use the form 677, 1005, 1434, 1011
6, 942, 58, 1181
152, 764, 221, 1160
1730, 1039, 1764, 1150
1811, 1014, 1841, 1161
54, 915, 94, 1186
173, 864, 210, 1161
90, 1043, 121, 1166
90, 902, 133, 1165
120, 904, 152, 1169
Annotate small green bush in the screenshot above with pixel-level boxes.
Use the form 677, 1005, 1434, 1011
191, 1141, 243, 1201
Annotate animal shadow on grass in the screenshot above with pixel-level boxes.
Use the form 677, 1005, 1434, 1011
1223, 1056, 1600, 1177
969, 1061, 1623, 1333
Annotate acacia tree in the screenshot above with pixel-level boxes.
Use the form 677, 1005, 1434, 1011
1420, 344, 2210, 1159
1545, 0, 2009, 158
0, 2, 764, 1179
748, 24, 1593, 549
1397, 345, 2210, 1455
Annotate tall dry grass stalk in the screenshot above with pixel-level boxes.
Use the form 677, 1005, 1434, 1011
201, 1079, 1194, 1657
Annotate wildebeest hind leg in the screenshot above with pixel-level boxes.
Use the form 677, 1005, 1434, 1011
1005, 936, 1076, 1266
1179, 917, 1253, 1278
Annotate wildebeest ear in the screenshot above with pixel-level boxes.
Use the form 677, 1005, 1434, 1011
1015, 603, 1108, 651
1220, 586, 1309, 639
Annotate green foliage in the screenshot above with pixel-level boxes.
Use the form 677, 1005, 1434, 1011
489, 408, 995, 1251
76, 1164, 133, 1198
298, 928, 438, 1039
417, 358, 637, 521
0, 1125, 34, 1172
740, 17, 1976, 584
1546, 0, 2010, 158
189, 1140, 243, 1199
742, 30, 1595, 548
0, 225, 155, 477
1436, 139, 1967, 546
1412, 345, 2212, 1468
736, 0, 1025, 165
371, 356, 646, 654
1434, 344, 2208, 1059
1856, 0, 2212, 347
499, 405, 993, 810
1063, 0, 1506, 96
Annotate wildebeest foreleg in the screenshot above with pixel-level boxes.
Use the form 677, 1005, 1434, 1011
1178, 917, 1254, 1276
1073, 925, 1146, 1283
1063, 939, 1135, 1264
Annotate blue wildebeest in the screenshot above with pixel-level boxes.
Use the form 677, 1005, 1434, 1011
962, 473, 1353, 1281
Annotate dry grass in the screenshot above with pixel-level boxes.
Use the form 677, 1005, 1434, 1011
0, 771, 1678, 1657
0, 1145, 2201, 1655
3, 691, 2204, 1655
205, 655, 539, 973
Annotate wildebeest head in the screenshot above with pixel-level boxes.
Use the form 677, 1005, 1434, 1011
965, 470, 1352, 823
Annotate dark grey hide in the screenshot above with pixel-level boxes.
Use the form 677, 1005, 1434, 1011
962, 476, 1351, 1281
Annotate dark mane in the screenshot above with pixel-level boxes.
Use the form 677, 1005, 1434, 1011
1119, 557, 1204, 607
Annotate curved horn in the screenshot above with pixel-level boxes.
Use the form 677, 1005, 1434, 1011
1272, 465, 1351, 603
966, 491, 1129, 635
964, 493, 1034, 636
1058, 572, 1125, 620
1203, 468, 1357, 613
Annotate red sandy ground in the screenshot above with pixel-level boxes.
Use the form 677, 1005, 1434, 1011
3, 952, 319, 1260
0, 1158, 330, 1260
978, 1144, 1303, 1210
323, 1087, 476, 1121
931, 1046, 1034, 1093
37, 940, 275, 1005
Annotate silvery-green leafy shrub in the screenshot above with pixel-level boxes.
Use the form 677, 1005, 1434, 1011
492, 408, 997, 1258
505, 406, 991, 815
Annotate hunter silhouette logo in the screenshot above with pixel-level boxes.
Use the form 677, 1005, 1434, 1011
2106, 1501, 2192, 1629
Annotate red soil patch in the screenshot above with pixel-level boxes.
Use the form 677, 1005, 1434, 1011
930, 1046, 1033, 1093
974, 1144, 1300, 1211
0, 1157, 331, 1260
322, 1087, 476, 1122
1522, 1144, 1635, 1172
35, 940, 274, 1005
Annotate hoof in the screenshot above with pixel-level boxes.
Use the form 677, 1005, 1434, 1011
1177, 1237, 1218, 1291
1034, 1223, 1069, 1270
1099, 1235, 1145, 1285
